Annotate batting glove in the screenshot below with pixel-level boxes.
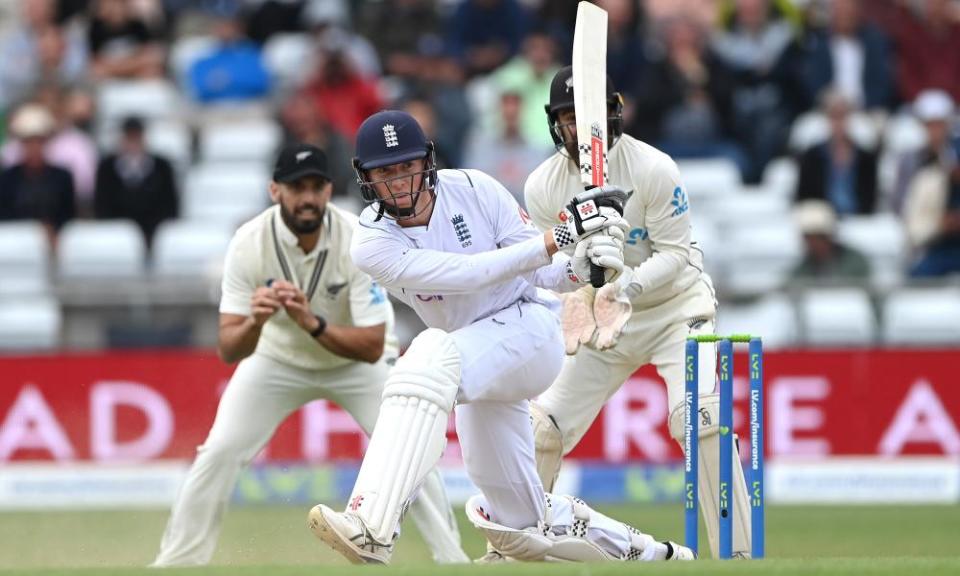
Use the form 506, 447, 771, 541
566, 232, 625, 284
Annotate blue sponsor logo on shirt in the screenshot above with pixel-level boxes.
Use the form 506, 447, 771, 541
671, 186, 689, 217
369, 282, 385, 305
626, 228, 649, 245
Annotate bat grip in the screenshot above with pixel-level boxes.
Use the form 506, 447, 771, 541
590, 262, 605, 288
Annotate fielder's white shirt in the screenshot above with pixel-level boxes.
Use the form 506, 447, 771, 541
351, 168, 577, 332
525, 134, 713, 309
220, 203, 397, 370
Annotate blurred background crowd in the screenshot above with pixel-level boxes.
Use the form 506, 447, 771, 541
0, 0, 959, 352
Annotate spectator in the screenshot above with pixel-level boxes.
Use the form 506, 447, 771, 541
795, 90, 878, 215
801, 0, 894, 112
299, 31, 382, 140
358, 0, 441, 83
0, 0, 87, 109
1, 85, 98, 212
0, 104, 76, 244
711, 0, 805, 182
463, 91, 552, 206
490, 28, 561, 150
893, 90, 960, 212
596, 0, 648, 105
790, 200, 870, 282
446, 0, 530, 78
888, 0, 960, 104
633, 15, 746, 173
304, 1, 380, 79
88, 0, 165, 79
400, 95, 454, 170
278, 94, 355, 201
187, 4, 271, 103
244, 0, 307, 45
93, 116, 178, 247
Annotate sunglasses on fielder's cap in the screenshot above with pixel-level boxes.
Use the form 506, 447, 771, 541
273, 143, 331, 183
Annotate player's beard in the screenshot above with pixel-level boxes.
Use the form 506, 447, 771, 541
281, 202, 324, 234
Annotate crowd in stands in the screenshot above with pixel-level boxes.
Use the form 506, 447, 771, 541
0, 0, 959, 349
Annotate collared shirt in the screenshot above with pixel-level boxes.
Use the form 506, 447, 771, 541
220, 203, 396, 370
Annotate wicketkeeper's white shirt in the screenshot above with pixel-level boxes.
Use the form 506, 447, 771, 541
524, 134, 713, 309
220, 203, 397, 370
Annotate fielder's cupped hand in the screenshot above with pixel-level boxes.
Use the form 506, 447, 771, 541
250, 286, 284, 327
271, 280, 314, 331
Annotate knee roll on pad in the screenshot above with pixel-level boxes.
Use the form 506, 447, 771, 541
383, 328, 460, 410
530, 402, 563, 493
668, 392, 719, 442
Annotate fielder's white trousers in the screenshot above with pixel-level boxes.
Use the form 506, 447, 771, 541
152, 354, 463, 566
450, 300, 635, 556
537, 280, 718, 456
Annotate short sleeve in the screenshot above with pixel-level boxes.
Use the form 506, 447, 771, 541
219, 234, 256, 316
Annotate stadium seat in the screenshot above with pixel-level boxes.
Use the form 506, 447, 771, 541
169, 35, 218, 92
146, 120, 193, 169
199, 120, 282, 163
718, 221, 802, 297
882, 287, 960, 345
152, 221, 233, 277
182, 162, 271, 225
0, 297, 62, 351
882, 113, 927, 155
677, 158, 742, 209
788, 112, 829, 152
0, 222, 51, 297
263, 33, 315, 90
836, 214, 908, 289
709, 188, 791, 231
762, 157, 798, 201
800, 288, 877, 346
57, 221, 146, 278
716, 293, 798, 350
96, 80, 182, 123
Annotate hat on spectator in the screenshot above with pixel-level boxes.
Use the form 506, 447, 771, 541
914, 90, 955, 122
11, 104, 56, 139
795, 200, 837, 236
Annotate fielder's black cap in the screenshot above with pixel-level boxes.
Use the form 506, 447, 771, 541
354, 110, 429, 171
547, 65, 618, 114
273, 143, 330, 183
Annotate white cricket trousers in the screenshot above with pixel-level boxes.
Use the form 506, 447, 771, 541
152, 354, 464, 566
536, 280, 718, 456
452, 300, 645, 556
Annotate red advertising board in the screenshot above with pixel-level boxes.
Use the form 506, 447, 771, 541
1, 350, 958, 463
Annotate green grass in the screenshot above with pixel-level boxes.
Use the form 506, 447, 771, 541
0, 504, 958, 575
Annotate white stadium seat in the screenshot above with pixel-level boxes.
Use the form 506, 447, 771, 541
882, 287, 960, 345
0, 222, 51, 296
0, 297, 61, 351
199, 120, 282, 163
719, 221, 803, 297
96, 80, 182, 122
800, 288, 877, 346
709, 188, 791, 231
57, 221, 146, 278
836, 214, 908, 289
152, 221, 233, 277
762, 156, 798, 201
677, 158, 742, 209
717, 294, 798, 350
183, 162, 271, 225
263, 33, 315, 90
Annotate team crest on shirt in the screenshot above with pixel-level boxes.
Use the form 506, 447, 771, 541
451, 214, 472, 247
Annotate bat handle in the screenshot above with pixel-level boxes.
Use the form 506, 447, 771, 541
590, 262, 605, 288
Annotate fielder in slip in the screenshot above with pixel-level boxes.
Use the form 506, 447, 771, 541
519, 66, 753, 559
307, 109, 694, 564
151, 143, 467, 566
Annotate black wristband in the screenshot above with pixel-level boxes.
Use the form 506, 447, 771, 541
309, 315, 327, 338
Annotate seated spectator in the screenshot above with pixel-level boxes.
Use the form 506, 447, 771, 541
893, 90, 960, 212
278, 94, 355, 199
358, 0, 441, 82
0, 0, 87, 109
299, 32, 382, 140
888, 0, 960, 104
795, 90, 878, 215
304, 2, 381, 79
446, 0, 530, 78
0, 104, 76, 244
634, 14, 747, 174
88, 0, 164, 79
711, 0, 805, 182
801, 0, 894, 112
93, 116, 178, 247
400, 95, 454, 170
904, 164, 960, 277
187, 4, 271, 103
2, 85, 98, 213
597, 0, 648, 105
790, 200, 870, 282
463, 91, 552, 206
490, 28, 561, 150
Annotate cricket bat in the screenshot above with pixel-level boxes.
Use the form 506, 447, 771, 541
572, 1, 610, 288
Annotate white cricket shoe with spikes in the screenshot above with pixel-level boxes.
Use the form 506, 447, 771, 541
308, 504, 394, 565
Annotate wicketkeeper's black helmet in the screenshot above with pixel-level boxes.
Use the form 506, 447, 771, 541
545, 65, 624, 153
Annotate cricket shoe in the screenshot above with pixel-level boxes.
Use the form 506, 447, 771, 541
308, 504, 393, 564
663, 541, 696, 561
473, 548, 508, 564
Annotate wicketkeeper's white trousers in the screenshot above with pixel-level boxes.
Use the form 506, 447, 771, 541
152, 354, 466, 566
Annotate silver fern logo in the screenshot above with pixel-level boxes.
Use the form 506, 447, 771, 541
383, 124, 398, 148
